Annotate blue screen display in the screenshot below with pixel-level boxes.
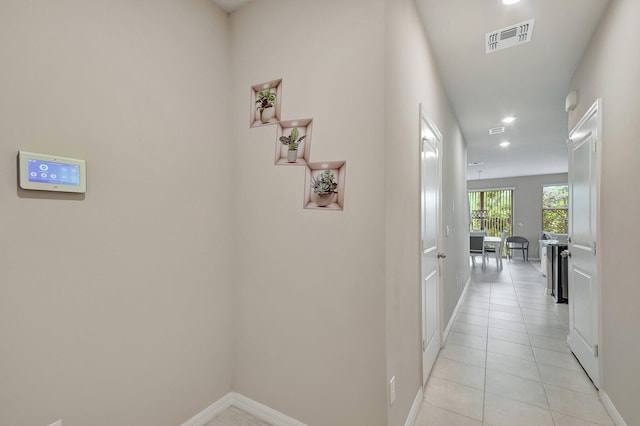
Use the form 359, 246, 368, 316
28, 159, 80, 186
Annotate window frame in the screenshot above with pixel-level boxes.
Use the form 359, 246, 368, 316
541, 184, 569, 234
468, 187, 514, 237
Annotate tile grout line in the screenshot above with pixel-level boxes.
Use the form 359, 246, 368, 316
448, 273, 490, 423
423, 261, 609, 425
480, 265, 495, 425
514, 262, 558, 426
470, 261, 607, 425
513, 262, 605, 425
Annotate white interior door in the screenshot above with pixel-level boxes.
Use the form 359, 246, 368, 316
420, 106, 442, 387
567, 99, 600, 388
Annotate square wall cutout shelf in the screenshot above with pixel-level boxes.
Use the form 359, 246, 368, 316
275, 119, 313, 166
250, 78, 346, 212
304, 161, 346, 211
250, 78, 282, 127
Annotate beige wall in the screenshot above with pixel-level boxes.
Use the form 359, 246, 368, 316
230, 1, 388, 425
0, 1, 234, 425
0, 0, 473, 424
385, 0, 469, 424
467, 173, 569, 258
231, 2, 469, 425
569, 0, 640, 423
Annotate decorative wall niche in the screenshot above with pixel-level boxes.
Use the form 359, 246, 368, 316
250, 78, 282, 127
304, 161, 346, 211
249, 78, 346, 212
275, 119, 313, 166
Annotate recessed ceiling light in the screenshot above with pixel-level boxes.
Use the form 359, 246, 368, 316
502, 0, 520, 5
502, 116, 517, 124
500, 141, 511, 147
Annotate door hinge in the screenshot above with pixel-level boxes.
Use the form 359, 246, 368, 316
593, 241, 597, 255
568, 235, 572, 244
422, 339, 426, 352
594, 344, 599, 358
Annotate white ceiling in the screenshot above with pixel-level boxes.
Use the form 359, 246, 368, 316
212, 0, 610, 180
415, 0, 610, 180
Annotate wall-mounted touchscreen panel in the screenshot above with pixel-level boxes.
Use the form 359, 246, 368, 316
19, 151, 86, 193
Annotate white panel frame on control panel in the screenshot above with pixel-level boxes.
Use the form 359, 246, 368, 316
19, 151, 87, 193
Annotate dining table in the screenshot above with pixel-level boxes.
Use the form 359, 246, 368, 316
484, 236, 502, 248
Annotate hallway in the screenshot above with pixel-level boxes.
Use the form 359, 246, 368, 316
416, 260, 613, 426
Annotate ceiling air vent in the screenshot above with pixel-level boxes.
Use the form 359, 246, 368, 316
489, 126, 505, 135
485, 19, 535, 54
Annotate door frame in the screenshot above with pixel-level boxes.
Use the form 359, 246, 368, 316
419, 103, 444, 386
567, 98, 603, 387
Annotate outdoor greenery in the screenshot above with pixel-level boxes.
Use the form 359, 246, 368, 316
468, 189, 512, 237
542, 185, 569, 234
469, 186, 568, 236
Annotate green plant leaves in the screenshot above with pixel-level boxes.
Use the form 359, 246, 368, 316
311, 170, 338, 194
255, 84, 276, 112
279, 127, 305, 151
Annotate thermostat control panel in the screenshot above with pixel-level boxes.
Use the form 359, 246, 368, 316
18, 151, 86, 193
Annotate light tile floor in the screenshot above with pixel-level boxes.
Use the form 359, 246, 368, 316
416, 260, 613, 426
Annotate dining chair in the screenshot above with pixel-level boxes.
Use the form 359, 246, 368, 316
470, 235, 486, 270
506, 236, 529, 261
485, 231, 508, 270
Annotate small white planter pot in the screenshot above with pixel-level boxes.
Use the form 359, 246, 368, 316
311, 192, 336, 207
287, 149, 298, 163
260, 106, 275, 123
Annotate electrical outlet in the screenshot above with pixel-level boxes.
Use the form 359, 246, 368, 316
48, 421, 62, 426
389, 376, 396, 405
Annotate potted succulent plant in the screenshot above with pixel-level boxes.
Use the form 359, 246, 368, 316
279, 127, 306, 163
255, 85, 277, 123
310, 169, 338, 207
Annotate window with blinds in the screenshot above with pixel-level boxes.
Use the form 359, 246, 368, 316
468, 189, 513, 237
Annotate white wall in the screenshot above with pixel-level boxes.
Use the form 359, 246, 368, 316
385, 0, 469, 424
467, 173, 569, 258
230, 1, 388, 424
0, 1, 234, 425
569, 0, 640, 423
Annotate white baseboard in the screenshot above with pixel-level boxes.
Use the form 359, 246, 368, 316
231, 392, 307, 426
181, 393, 234, 426
600, 390, 627, 426
181, 392, 307, 426
443, 276, 471, 343
404, 386, 424, 426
